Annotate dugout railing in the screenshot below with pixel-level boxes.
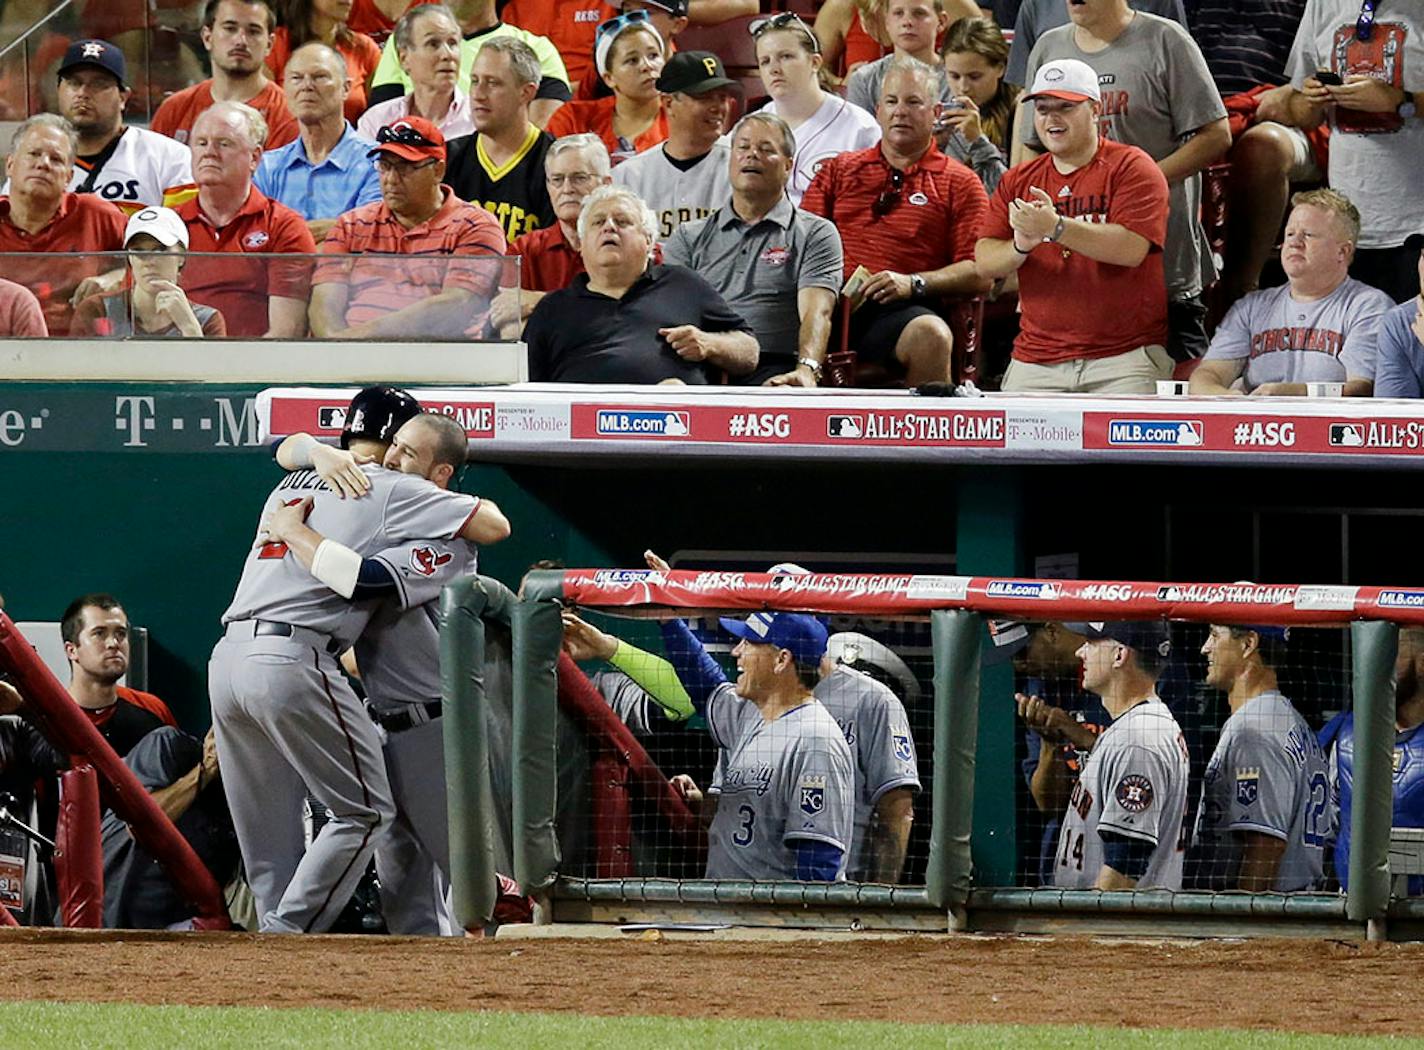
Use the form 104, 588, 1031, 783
459, 570, 1424, 940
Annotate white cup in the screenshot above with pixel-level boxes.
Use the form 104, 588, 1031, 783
1306, 382, 1344, 398
1155, 380, 1188, 397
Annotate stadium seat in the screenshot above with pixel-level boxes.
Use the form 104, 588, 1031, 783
825, 295, 985, 388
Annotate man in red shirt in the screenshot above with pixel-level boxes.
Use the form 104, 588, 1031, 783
0, 114, 127, 336
502, 0, 617, 87
802, 57, 988, 385
61, 593, 179, 758
151, 0, 299, 149
310, 115, 506, 338
976, 58, 1171, 394
176, 101, 317, 337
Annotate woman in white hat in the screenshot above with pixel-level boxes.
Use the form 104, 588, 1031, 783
72, 206, 226, 338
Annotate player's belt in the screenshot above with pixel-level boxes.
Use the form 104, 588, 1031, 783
225, 620, 343, 656
370, 700, 442, 734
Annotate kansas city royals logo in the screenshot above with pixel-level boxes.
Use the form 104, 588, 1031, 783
1115, 773, 1154, 814
1236, 768, 1260, 806
409, 546, 453, 577
894, 732, 913, 764
799, 774, 826, 816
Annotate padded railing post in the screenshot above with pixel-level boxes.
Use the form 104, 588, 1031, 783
440, 574, 515, 932
1348, 621, 1397, 932
925, 609, 981, 921
511, 570, 565, 901
55, 763, 102, 928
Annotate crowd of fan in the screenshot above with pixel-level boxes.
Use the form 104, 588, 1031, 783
2, 0, 1423, 395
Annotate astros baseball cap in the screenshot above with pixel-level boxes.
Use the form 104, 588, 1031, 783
1022, 58, 1101, 104
1064, 620, 1172, 659
124, 206, 189, 249
58, 39, 129, 90
720, 611, 828, 669
658, 51, 735, 95
369, 117, 445, 163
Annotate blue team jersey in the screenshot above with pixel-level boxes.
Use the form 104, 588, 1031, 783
1331, 716, 1424, 894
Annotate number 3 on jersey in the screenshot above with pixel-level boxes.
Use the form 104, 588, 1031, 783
732, 804, 755, 847
257, 498, 306, 559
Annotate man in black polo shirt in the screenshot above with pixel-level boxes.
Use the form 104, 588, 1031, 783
524, 184, 759, 383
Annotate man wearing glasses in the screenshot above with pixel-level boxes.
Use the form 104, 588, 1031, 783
802, 56, 989, 386
1284, 0, 1424, 303
309, 116, 507, 339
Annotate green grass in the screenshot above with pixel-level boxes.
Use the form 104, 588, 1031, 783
0, 1003, 1420, 1050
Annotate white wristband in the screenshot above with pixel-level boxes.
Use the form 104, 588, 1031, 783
311, 538, 362, 599
287, 433, 318, 468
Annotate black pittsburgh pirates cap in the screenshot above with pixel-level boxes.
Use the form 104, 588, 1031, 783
656, 51, 735, 95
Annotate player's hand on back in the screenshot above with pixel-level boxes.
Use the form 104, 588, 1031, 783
259, 495, 314, 545
311, 443, 374, 500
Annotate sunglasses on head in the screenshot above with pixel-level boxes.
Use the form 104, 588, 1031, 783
377, 124, 436, 148
1356, 0, 1375, 40
749, 11, 821, 53
597, 9, 652, 39
870, 168, 905, 219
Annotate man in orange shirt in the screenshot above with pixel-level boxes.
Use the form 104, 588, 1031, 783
151, 0, 299, 149
310, 115, 506, 338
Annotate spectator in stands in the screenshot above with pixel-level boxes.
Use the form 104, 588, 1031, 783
1190, 190, 1392, 397
257, 43, 380, 242
664, 111, 843, 386
1284, 0, 1424, 304
1017, 1, 1231, 363
753, 11, 881, 207
976, 60, 1172, 393
0, 279, 46, 337
266, 0, 383, 124
444, 38, 556, 244
368, 0, 571, 127
802, 57, 989, 386
73, 206, 228, 338
489, 133, 611, 337
310, 116, 506, 338
1374, 239, 1424, 398
543, 13, 669, 166
177, 102, 317, 338
347, 0, 415, 46
572, 0, 690, 103
359, 6, 476, 141
0, 115, 127, 337
612, 51, 735, 240
524, 184, 757, 382
845, 0, 965, 114
1005, 0, 1186, 88
61, 594, 179, 758
150, 0, 300, 149
49, 39, 192, 213
813, 0, 893, 80
938, 17, 1018, 195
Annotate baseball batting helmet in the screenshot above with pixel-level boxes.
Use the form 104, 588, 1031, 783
340, 386, 420, 449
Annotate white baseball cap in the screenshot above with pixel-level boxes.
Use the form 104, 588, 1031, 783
1022, 58, 1101, 104
124, 206, 189, 249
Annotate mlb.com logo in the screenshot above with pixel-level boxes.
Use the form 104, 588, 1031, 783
595, 410, 691, 437
1378, 589, 1424, 609
593, 569, 659, 585
1107, 419, 1204, 447
985, 580, 1061, 600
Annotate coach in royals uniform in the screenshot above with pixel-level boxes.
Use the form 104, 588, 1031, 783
1191, 625, 1328, 892
445, 38, 557, 243
663, 110, 843, 386
612, 51, 735, 241
1191, 189, 1393, 397
802, 57, 989, 386
310, 116, 507, 339
176, 102, 316, 338
1032, 621, 1188, 890
977, 59, 1172, 394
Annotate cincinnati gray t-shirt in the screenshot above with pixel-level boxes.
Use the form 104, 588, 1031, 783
703, 684, 854, 881
1023, 12, 1228, 299
1193, 690, 1328, 891
1204, 276, 1394, 388
221, 465, 478, 649
1006, 0, 1189, 86
612, 140, 732, 241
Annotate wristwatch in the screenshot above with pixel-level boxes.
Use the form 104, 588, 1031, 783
1399, 98, 1417, 119
909, 274, 928, 299
1045, 215, 1066, 243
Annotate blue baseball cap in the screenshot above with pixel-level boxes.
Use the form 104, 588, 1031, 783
719, 612, 828, 669
1064, 620, 1172, 659
58, 39, 129, 90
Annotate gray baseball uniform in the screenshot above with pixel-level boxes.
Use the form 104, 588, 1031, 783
590, 670, 661, 737
1053, 696, 1189, 890
1022, 13, 1228, 299
612, 140, 732, 240
209, 464, 478, 933
761, 95, 881, 205
703, 683, 854, 881
1204, 277, 1394, 389
1193, 690, 1328, 891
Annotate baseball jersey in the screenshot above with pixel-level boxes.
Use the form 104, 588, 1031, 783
590, 670, 660, 737
814, 666, 921, 881
64, 126, 191, 214
703, 684, 854, 881
1204, 277, 1394, 388
1053, 696, 1189, 889
357, 536, 478, 710
1287, 0, 1424, 249
444, 127, 557, 244
1023, 12, 1228, 298
612, 141, 732, 241
1332, 715, 1424, 893
761, 95, 881, 206
981, 140, 1170, 363
221, 464, 478, 650
1193, 690, 1328, 891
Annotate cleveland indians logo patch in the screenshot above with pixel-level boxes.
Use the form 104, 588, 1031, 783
410, 546, 453, 577
1115, 774, 1154, 813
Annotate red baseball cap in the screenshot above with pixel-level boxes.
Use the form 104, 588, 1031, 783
369, 116, 446, 163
